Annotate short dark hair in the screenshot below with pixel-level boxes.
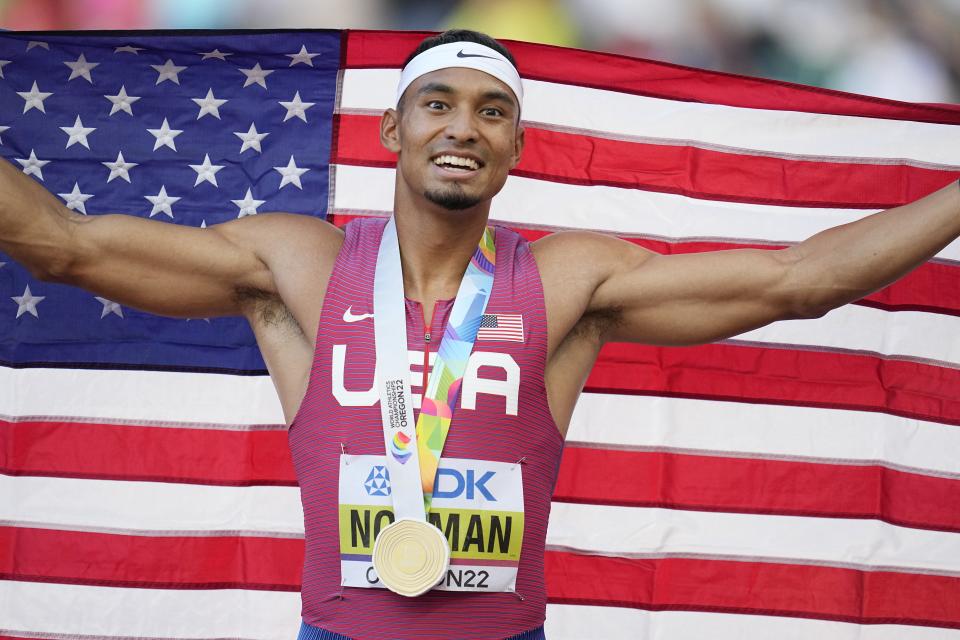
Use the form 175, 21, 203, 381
402, 29, 517, 69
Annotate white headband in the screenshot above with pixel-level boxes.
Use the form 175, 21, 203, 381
396, 41, 523, 110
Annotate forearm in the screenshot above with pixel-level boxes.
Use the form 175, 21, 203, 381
787, 180, 960, 316
0, 157, 82, 279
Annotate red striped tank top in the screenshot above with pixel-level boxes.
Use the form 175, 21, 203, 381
288, 217, 564, 639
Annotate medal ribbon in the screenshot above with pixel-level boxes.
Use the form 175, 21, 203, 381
373, 216, 496, 520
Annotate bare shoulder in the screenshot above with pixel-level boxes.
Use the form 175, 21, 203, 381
532, 230, 655, 310
214, 212, 344, 262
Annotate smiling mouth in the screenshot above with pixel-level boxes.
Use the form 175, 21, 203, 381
432, 154, 483, 171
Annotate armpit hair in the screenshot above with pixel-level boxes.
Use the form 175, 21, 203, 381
569, 306, 623, 343
233, 285, 303, 334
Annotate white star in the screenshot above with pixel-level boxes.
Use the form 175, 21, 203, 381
239, 63, 273, 89
189, 153, 225, 187
60, 115, 96, 149
199, 49, 231, 61
286, 45, 320, 67
26, 41, 49, 51
94, 296, 124, 318
104, 85, 141, 116
145, 185, 180, 218
151, 59, 187, 85
15, 150, 49, 180
274, 155, 309, 190
147, 118, 183, 151
233, 122, 269, 153
192, 88, 227, 120
57, 182, 94, 214
102, 150, 138, 183
114, 45, 144, 54
64, 53, 100, 83
17, 81, 52, 114
231, 188, 265, 218
278, 91, 315, 123
12, 284, 45, 318
0, 60, 10, 78
0, 125, 9, 144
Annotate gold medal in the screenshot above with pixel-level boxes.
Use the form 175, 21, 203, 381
372, 518, 450, 597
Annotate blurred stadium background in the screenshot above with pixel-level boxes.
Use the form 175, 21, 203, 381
1, 0, 957, 104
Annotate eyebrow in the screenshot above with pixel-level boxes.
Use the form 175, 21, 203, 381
416, 82, 454, 96
416, 82, 518, 110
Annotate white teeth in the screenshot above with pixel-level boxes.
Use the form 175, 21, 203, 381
433, 154, 479, 170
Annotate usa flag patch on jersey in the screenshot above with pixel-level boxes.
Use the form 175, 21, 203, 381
477, 313, 524, 343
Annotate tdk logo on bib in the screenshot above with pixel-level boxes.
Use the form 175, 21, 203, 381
435, 468, 496, 501
363, 465, 391, 496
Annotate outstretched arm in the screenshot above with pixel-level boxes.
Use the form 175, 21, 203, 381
538, 180, 960, 347
0, 156, 338, 319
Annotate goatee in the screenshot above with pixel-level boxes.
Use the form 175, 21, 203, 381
424, 186, 481, 211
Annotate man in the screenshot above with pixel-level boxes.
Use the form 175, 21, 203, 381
1, 28, 958, 640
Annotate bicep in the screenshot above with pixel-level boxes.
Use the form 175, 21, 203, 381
60, 213, 277, 318
591, 242, 803, 345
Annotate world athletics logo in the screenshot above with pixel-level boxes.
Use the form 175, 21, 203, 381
364, 465, 391, 496
389, 430, 412, 464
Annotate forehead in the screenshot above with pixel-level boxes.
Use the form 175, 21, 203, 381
403, 67, 520, 107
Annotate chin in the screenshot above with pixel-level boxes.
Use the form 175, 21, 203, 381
424, 187, 482, 211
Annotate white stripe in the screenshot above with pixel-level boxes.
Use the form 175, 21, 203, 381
0, 475, 304, 535
544, 605, 960, 640
0, 366, 285, 425
2, 369, 956, 477
331, 164, 960, 262
0, 581, 301, 640
5, 475, 959, 575
731, 304, 960, 367
546, 503, 960, 575
341, 69, 960, 166
569, 393, 960, 477
1, 583, 953, 640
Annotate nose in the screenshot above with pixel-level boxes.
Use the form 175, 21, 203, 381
444, 107, 479, 143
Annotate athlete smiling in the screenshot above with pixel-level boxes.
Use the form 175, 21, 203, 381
2, 28, 960, 640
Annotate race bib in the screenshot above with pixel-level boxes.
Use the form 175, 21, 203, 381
339, 454, 524, 592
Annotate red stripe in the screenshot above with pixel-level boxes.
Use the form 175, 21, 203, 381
555, 447, 960, 533
0, 419, 297, 486
333, 113, 960, 209
5, 417, 959, 536
0, 526, 303, 591
544, 551, 960, 628
343, 30, 960, 125
330, 220, 960, 321
6, 524, 960, 629
587, 341, 960, 427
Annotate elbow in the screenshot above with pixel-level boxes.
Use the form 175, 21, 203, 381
32, 248, 81, 284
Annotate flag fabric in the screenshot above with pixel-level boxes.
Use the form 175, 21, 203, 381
478, 313, 524, 343
2, 28, 960, 640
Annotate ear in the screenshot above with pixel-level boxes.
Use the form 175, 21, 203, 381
509, 123, 525, 169
380, 108, 402, 154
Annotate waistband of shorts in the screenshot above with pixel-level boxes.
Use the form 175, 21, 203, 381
297, 620, 546, 640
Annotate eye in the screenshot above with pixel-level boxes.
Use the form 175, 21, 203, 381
481, 107, 504, 117
425, 100, 447, 110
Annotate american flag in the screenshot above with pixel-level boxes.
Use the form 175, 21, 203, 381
2, 29, 960, 640
477, 313, 524, 343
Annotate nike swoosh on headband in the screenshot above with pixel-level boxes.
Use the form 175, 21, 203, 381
343, 306, 374, 323
456, 49, 499, 60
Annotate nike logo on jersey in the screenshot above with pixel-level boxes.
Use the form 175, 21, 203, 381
343, 306, 374, 323
457, 49, 498, 60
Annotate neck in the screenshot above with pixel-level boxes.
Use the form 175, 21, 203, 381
393, 203, 490, 303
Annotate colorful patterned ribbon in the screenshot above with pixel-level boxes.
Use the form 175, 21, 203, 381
416, 226, 496, 507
